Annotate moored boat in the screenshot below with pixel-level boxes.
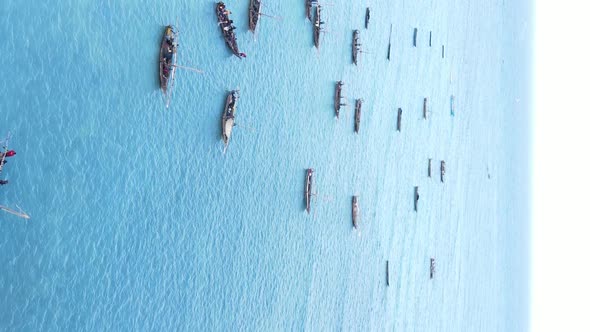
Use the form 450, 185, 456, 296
413, 28, 418, 47
222, 90, 240, 151
387, 24, 393, 61
450, 95, 455, 116
354, 99, 363, 133
305, 168, 314, 213
423, 97, 428, 119
429, 31, 432, 47
397, 108, 402, 131
249, 0, 262, 33
386, 260, 390, 286
216, 2, 247, 58
428, 158, 432, 177
352, 196, 359, 229
352, 30, 361, 65
440, 160, 446, 183
365, 8, 371, 29
334, 81, 345, 118
159, 25, 178, 108
313, 5, 323, 49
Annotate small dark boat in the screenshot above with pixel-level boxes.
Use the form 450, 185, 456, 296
313, 5, 323, 49
249, 0, 262, 33
396, 108, 402, 131
423, 97, 428, 119
428, 158, 432, 177
413, 28, 417, 47
222, 90, 240, 151
334, 81, 346, 119
414, 186, 419, 212
442, 45, 445, 58
352, 30, 361, 65
216, 2, 247, 58
429, 31, 432, 47
365, 7, 371, 29
440, 160, 446, 183
430, 258, 436, 279
159, 25, 178, 108
354, 99, 363, 133
450, 95, 455, 116
386, 260, 390, 286
352, 196, 359, 229
387, 24, 392, 61
305, 168, 314, 214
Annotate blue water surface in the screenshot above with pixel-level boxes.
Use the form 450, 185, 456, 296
0, 0, 532, 331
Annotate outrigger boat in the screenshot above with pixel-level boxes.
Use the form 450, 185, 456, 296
0, 205, 30, 220
352, 30, 361, 65
423, 97, 428, 119
313, 5, 323, 49
217, 2, 247, 58
354, 99, 363, 133
428, 158, 432, 177
305, 168, 314, 214
430, 258, 436, 279
440, 160, 446, 183
397, 108, 402, 131
334, 81, 346, 119
414, 186, 419, 212
365, 8, 371, 29
159, 25, 178, 108
352, 196, 359, 229
222, 90, 240, 152
249, 0, 262, 33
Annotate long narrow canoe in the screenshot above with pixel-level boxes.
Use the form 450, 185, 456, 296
249, 0, 261, 33
159, 25, 178, 108
365, 8, 371, 29
430, 258, 436, 279
397, 108, 402, 131
222, 90, 240, 150
386, 260, 390, 286
313, 5, 322, 49
352, 30, 360, 65
354, 99, 363, 133
352, 196, 359, 229
217, 2, 247, 58
413, 28, 418, 47
414, 186, 419, 212
423, 97, 428, 119
334, 81, 344, 119
428, 158, 432, 177
305, 168, 314, 213
440, 160, 446, 183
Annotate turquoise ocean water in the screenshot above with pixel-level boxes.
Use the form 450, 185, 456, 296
1, 0, 532, 330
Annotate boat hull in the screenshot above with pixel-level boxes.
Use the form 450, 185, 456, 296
222, 90, 239, 148
159, 25, 178, 108
352, 196, 359, 229
305, 169, 313, 213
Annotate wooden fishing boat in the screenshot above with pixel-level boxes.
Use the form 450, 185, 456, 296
397, 108, 402, 131
159, 25, 178, 108
440, 160, 446, 183
365, 8, 371, 29
352, 30, 360, 65
249, 0, 262, 33
386, 260, 390, 286
423, 97, 428, 119
428, 158, 432, 177
334, 81, 345, 119
352, 196, 359, 229
429, 31, 432, 47
313, 5, 322, 49
354, 99, 363, 133
413, 28, 418, 47
305, 168, 314, 214
222, 90, 240, 151
216, 2, 247, 58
